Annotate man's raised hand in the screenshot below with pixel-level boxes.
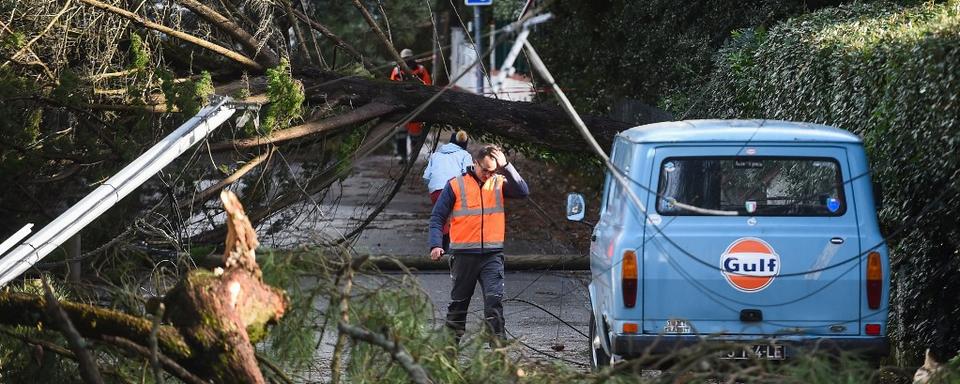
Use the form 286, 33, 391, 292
491, 148, 508, 169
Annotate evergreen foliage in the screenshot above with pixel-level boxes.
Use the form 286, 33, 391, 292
263, 59, 305, 134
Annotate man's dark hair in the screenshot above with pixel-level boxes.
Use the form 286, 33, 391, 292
474, 145, 499, 161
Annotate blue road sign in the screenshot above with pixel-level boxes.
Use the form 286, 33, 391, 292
465, 0, 492, 6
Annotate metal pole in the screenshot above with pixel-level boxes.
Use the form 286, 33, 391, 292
489, 22, 496, 75
473, 6, 483, 95
0, 98, 239, 286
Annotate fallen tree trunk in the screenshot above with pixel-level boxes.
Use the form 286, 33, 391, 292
297, 69, 646, 152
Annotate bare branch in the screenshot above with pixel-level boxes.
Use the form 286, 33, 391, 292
0, 20, 56, 80
289, 8, 370, 68
208, 102, 396, 151
351, 0, 410, 72
175, 0, 280, 68
75, 0, 264, 72
178, 147, 275, 209
99, 336, 206, 384
0, 0, 74, 74
42, 277, 105, 384
277, 0, 313, 66
188, 120, 397, 244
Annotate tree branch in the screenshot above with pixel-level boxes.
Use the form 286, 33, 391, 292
189, 120, 397, 244
208, 102, 396, 151
99, 336, 206, 384
175, 0, 280, 68
351, 0, 410, 73
42, 277, 105, 384
75, 0, 264, 72
178, 147, 275, 210
0, 292, 192, 360
289, 8, 370, 69
337, 322, 434, 384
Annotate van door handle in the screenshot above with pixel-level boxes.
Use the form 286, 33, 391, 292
830, 237, 844, 244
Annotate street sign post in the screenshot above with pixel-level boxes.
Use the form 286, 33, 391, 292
466, 0, 491, 94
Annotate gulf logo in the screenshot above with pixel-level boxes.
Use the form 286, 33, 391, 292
719, 237, 780, 293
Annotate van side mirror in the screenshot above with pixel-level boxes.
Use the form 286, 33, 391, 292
873, 181, 884, 210
566, 193, 586, 222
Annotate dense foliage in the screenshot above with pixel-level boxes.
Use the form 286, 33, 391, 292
688, 1, 960, 363
535, 0, 848, 114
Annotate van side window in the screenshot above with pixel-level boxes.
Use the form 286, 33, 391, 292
605, 138, 633, 223
656, 157, 846, 216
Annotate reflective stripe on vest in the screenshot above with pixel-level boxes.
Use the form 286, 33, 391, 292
449, 174, 505, 251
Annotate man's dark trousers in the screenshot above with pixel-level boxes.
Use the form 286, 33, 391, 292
445, 252, 505, 341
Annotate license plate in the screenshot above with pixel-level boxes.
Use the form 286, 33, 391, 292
719, 344, 786, 360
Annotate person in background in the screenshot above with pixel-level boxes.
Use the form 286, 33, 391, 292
390, 48, 432, 164
422, 130, 472, 251
428, 145, 529, 344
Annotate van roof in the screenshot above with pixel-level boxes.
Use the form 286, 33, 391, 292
619, 119, 862, 144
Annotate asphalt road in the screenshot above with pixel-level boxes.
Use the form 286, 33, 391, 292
299, 270, 592, 383
414, 269, 592, 367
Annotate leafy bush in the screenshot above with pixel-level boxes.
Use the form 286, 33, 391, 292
690, 1, 960, 364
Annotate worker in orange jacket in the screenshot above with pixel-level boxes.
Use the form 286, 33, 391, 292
428, 145, 529, 342
390, 48, 432, 164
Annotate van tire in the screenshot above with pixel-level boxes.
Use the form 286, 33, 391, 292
589, 312, 611, 371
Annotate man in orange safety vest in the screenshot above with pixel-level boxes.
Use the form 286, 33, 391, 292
428, 145, 529, 342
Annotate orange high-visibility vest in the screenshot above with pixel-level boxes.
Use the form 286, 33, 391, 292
448, 173, 505, 251
389, 65, 432, 136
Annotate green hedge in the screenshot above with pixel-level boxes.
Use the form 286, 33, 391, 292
691, 1, 960, 363
535, 0, 845, 114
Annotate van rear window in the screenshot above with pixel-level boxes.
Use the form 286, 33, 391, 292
656, 157, 845, 216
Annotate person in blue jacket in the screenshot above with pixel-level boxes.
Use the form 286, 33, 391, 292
423, 130, 473, 251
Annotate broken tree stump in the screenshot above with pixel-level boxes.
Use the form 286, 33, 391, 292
163, 190, 287, 383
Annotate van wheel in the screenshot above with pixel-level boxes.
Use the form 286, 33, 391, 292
589, 312, 611, 371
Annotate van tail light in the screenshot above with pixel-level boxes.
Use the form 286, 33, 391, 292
865, 324, 881, 336
622, 250, 638, 308
866, 252, 882, 309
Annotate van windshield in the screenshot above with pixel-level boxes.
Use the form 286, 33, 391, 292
656, 157, 845, 216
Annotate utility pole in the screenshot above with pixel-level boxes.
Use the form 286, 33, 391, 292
473, 6, 483, 95
466, 0, 491, 95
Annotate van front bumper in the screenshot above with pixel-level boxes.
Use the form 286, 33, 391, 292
611, 334, 889, 359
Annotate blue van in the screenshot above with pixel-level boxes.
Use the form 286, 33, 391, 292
566, 120, 889, 369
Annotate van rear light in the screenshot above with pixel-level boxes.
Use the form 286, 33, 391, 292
865, 324, 881, 335
623, 323, 639, 333
622, 250, 638, 308
866, 252, 882, 309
